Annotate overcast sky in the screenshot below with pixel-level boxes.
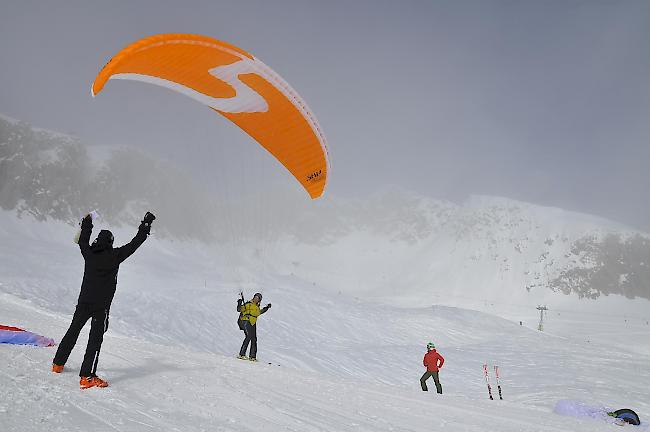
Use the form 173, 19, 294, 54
2, 0, 649, 231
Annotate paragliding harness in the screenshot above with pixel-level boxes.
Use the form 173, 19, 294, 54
237, 292, 247, 331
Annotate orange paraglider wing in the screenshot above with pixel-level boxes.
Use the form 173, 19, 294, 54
92, 33, 329, 199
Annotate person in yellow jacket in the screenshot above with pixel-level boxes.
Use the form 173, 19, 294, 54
237, 292, 271, 361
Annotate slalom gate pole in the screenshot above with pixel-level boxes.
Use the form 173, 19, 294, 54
494, 365, 503, 400
483, 364, 494, 400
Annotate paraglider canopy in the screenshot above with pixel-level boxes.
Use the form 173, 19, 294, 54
92, 33, 330, 199
0, 325, 55, 347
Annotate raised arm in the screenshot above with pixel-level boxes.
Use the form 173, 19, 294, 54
78, 215, 93, 257
116, 212, 155, 263
260, 303, 272, 314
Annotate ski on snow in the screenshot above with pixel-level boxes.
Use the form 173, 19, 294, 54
483, 364, 494, 400
483, 363, 503, 400
494, 365, 503, 400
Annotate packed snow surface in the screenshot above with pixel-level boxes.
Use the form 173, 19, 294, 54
1, 211, 649, 431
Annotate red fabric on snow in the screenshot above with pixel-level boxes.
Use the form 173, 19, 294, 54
0, 325, 25, 332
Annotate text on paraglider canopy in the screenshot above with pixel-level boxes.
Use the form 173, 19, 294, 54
307, 170, 323, 182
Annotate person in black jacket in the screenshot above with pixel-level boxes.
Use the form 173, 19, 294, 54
52, 211, 155, 389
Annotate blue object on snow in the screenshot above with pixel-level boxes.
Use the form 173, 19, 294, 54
554, 400, 642, 427
0, 325, 55, 347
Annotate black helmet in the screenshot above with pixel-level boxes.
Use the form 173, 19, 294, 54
253, 292, 263, 301
92, 230, 114, 249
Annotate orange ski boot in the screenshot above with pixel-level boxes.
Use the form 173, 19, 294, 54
52, 363, 64, 373
80, 375, 109, 389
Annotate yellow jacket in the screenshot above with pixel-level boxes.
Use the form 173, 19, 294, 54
239, 301, 268, 325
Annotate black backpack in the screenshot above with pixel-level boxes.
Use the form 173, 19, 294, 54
237, 300, 249, 330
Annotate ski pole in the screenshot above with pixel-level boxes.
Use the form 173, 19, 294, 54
494, 365, 503, 400
483, 364, 494, 400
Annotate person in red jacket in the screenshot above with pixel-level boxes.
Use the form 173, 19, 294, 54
421, 342, 444, 393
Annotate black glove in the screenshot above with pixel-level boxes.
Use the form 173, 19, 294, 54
143, 211, 156, 225
138, 221, 151, 235
80, 214, 93, 230
139, 212, 155, 235
266, 303, 272, 309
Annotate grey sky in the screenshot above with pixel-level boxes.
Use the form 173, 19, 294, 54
2, 0, 649, 231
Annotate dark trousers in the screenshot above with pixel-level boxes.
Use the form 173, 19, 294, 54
239, 321, 257, 358
420, 370, 442, 394
53, 303, 109, 377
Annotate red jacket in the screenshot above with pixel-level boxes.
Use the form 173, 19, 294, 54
423, 349, 445, 372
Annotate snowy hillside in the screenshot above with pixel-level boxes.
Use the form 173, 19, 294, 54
263, 190, 650, 307
2, 115, 650, 430
3, 114, 650, 305
1, 210, 649, 431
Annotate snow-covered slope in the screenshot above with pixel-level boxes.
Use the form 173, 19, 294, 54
1, 210, 649, 431
259, 190, 650, 310
3, 292, 639, 432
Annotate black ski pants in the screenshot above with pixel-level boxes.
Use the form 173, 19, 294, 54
239, 321, 257, 359
53, 303, 109, 377
420, 370, 442, 394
